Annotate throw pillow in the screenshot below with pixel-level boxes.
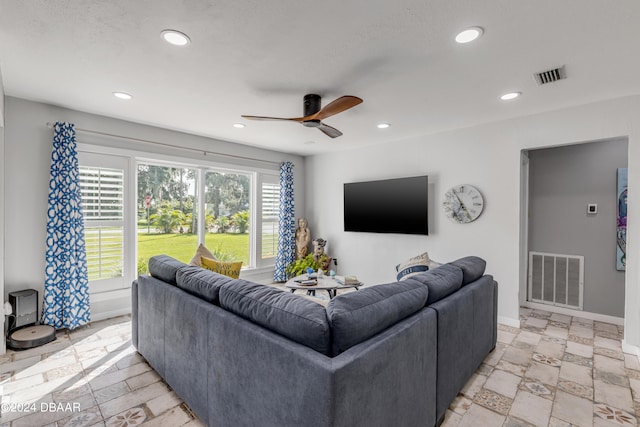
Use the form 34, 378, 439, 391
201, 256, 242, 279
396, 252, 441, 281
189, 243, 217, 267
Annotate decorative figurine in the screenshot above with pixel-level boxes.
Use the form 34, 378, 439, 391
312, 238, 333, 272
295, 217, 311, 260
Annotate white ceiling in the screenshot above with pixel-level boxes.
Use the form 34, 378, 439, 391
1, 0, 639, 156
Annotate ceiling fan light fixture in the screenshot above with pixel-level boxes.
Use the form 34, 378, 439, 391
500, 91, 521, 101
161, 29, 191, 46
377, 123, 391, 129
113, 91, 133, 100
233, 123, 245, 128
455, 27, 483, 44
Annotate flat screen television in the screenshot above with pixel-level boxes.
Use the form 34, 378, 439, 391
343, 175, 428, 235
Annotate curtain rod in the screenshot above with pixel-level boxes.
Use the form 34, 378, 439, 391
45, 122, 284, 166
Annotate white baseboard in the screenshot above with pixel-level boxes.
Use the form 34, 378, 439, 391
498, 316, 521, 328
622, 340, 640, 360
90, 307, 131, 323
522, 301, 624, 325
91, 288, 130, 302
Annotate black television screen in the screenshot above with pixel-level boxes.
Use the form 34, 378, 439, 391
344, 176, 428, 235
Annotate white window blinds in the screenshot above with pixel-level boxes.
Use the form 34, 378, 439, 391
80, 166, 125, 281
261, 181, 280, 259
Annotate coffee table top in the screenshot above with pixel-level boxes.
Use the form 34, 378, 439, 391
284, 275, 362, 291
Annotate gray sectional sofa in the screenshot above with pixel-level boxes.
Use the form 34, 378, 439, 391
132, 255, 497, 427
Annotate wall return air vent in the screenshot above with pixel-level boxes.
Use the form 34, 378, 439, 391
534, 65, 566, 85
528, 251, 583, 310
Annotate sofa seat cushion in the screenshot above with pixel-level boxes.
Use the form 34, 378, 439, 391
176, 266, 234, 305
410, 264, 463, 305
219, 281, 331, 356
326, 281, 429, 356
148, 255, 188, 286
450, 256, 487, 286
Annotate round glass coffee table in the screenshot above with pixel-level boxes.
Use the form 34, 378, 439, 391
285, 275, 362, 299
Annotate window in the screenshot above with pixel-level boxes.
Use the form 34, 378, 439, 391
80, 151, 284, 287
78, 152, 130, 292
135, 161, 281, 271
81, 166, 125, 281
137, 164, 198, 266
261, 180, 280, 259
204, 171, 251, 266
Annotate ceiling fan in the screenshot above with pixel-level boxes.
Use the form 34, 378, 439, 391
241, 94, 363, 138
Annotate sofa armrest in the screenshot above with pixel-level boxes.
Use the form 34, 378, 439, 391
429, 288, 475, 421
330, 308, 438, 427
207, 307, 334, 427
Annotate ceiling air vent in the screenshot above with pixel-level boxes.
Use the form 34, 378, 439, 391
534, 66, 566, 85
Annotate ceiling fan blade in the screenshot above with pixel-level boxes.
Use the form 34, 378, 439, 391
241, 115, 305, 122
317, 122, 343, 138
312, 96, 363, 121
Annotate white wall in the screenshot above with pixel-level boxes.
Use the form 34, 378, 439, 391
0, 66, 5, 354
305, 96, 640, 344
3, 96, 305, 322
0, 65, 4, 126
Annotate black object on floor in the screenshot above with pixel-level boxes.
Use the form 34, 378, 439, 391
6, 288, 56, 350
7, 324, 56, 350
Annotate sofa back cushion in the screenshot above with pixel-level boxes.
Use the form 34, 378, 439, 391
410, 264, 463, 305
176, 266, 234, 305
450, 256, 486, 286
326, 281, 429, 356
148, 255, 188, 286
219, 281, 331, 356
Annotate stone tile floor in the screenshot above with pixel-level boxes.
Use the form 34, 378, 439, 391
0, 316, 203, 427
445, 307, 639, 427
0, 307, 638, 426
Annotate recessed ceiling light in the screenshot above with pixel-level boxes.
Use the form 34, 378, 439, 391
113, 92, 133, 100
500, 92, 521, 101
455, 27, 484, 44
233, 123, 245, 128
161, 29, 191, 46
377, 123, 391, 129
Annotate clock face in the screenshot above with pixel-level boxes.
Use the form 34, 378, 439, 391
443, 184, 484, 224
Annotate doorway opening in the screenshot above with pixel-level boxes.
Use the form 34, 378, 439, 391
520, 137, 628, 322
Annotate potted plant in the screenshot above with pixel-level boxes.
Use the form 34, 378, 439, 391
286, 253, 330, 278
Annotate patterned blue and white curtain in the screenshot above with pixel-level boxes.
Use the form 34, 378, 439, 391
274, 162, 295, 282
42, 122, 91, 330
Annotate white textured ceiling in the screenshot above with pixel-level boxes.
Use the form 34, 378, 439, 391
1, 0, 639, 155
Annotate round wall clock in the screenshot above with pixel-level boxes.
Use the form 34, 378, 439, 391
443, 184, 484, 224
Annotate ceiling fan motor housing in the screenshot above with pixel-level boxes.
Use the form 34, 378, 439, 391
303, 94, 322, 117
